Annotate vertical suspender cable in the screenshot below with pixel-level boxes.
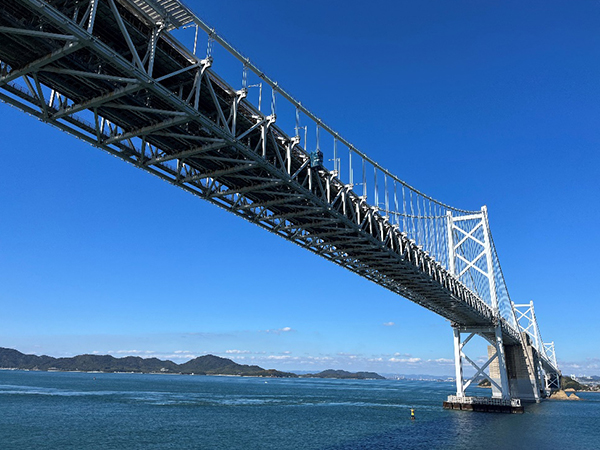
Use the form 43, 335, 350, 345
270, 87, 276, 116
333, 137, 338, 174
316, 124, 320, 152
402, 185, 407, 234
258, 83, 262, 112
384, 174, 389, 217
409, 190, 415, 244
206, 35, 213, 58
374, 167, 378, 209
416, 194, 422, 247
427, 200, 433, 256
362, 158, 367, 200
349, 149, 353, 185
436, 204, 441, 262
422, 200, 427, 255
394, 181, 399, 227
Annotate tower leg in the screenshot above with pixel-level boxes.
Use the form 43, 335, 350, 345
494, 324, 511, 400
453, 327, 464, 397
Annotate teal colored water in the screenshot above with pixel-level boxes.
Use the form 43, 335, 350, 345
1, 370, 599, 449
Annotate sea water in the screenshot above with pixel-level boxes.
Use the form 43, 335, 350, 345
1, 370, 599, 449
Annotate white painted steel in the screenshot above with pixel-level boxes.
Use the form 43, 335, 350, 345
0, 0, 560, 404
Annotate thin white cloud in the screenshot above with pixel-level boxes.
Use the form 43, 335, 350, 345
74, 347, 473, 376
261, 327, 295, 334
103, 350, 199, 361
265, 354, 301, 361
162, 353, 198, 360
389, 357, 422, 363
383, 322, 395, 327
434, 358, 454, 364
559, 358, 600, 376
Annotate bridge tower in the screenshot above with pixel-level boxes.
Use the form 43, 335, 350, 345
447, 206, 511, 400
513, 302, 561, 396
542, 342, 561, 392
445, 208, 560, 410
446, 206, 517, 411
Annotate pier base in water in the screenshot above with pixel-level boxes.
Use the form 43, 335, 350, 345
443, 395, 524, 414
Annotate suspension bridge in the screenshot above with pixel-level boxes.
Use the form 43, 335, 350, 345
0, 0, 560, 411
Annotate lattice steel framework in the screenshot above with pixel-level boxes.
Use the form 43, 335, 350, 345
0, 0, 560, 400
514, 301, 560, 392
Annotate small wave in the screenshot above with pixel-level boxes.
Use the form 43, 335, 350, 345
284, 400, 441, 411
121, 391, 293, 407
0, 387, 125, 397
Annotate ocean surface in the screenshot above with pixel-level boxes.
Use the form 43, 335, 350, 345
1, 370, 599, 449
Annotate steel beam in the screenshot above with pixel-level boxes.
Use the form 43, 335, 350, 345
0, 1, 558, 399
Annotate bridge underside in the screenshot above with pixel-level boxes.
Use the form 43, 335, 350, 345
2, 2, 561, 412
0, 0, 522, 345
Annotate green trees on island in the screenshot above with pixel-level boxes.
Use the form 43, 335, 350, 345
0, 348, 386, 380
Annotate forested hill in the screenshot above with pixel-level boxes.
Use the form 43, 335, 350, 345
0, 348, 387, 380
302, 369, 386, 380
0, 347, 296, 377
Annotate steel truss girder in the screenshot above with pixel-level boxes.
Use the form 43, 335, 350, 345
1, 0, 523, 344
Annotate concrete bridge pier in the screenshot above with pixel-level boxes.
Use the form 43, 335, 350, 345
488, 333, 542, 403
445, 324, 524, 413
446, 326, 561, 412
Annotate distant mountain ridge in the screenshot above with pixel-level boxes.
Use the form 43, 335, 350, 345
302, 369, 385, 380
0, 348, 386, 380
0, 347, 295, 377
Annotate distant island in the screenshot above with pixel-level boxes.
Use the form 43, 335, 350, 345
560, 375, 600, 393
301, 369, 385, 380
0, 347, 296, 377
0, 348, 385, 380
478, 375, 599, 396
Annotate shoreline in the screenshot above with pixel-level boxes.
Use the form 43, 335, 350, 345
0, 367, 388, 380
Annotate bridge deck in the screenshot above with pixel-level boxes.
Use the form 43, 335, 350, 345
0, 0, 523, 345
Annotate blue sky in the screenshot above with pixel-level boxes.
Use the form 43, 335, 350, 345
1, 0, 599, 376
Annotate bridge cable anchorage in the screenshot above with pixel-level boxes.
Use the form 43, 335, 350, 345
0, 0, 559, 407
